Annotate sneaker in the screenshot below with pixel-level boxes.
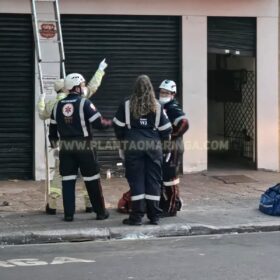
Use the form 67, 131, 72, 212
85, 207, 93, 213
96, 210, 110, 220
64, 216, 74, 222
46, 204, 56, 215
122, 218, 142, 226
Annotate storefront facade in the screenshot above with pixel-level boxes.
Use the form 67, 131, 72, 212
0, 0, 279, 179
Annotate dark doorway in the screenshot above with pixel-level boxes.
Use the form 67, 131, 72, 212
207, 17, 256, 170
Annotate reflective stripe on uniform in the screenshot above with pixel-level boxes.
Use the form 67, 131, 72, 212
53, 102, 58, 122
163, 178, 180, 186
125, 100, 131, 129
174, 115, 187, 126
79, 98, 88, 137
113, 117, 126, 127
145, 194, 160, 201
62, 175, 77, 181
131, 194, 145, 201
50, 119, 57, 124
83, 173, 100, 181
89, 112, 101, 123
52, 102, 60, 137
158, 122, 172, 131
154, 102, 161, 129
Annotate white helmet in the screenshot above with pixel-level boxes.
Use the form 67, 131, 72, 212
64, 73, 85, 90
54, 79, 64, 92
159, 80, 177, 94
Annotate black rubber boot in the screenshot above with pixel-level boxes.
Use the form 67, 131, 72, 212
64, 215, 74, 222
122, 218, 142, 226
96, 209, 110, 220
45, 203, 56, 215
85, 207, 93, 213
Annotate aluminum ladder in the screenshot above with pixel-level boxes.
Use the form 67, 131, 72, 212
31, 0, 66, 204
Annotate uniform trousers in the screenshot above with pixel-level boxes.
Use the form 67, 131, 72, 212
125, 148, 162, 222
59, 141, 105, 217
160, 141, 183, 216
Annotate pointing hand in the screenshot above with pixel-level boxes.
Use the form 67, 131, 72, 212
98, 58, 108, 71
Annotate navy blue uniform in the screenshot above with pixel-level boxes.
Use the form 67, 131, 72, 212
113, 99, 172, 223
160, 99, 189, 216
49, 93, 110, 219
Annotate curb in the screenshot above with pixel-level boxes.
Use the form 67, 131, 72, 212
0, 228, 110, 246
1, 222, 280, 245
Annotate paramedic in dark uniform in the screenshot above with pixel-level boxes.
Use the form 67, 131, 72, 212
158, 79, 189, 217
49, 73, 111, 222
113, 75, 172, 225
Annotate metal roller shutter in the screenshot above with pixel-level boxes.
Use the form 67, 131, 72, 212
0, 14, 34, 179
208, 17, 256, 56
61, 15, 180, 170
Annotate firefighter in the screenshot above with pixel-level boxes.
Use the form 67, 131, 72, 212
158, 79, 189, 217
48, 72, 111, 221
113, 75, 172, 225
37, 59, 108, 215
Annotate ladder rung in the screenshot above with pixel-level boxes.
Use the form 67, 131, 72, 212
38, 19, 58, 22
39, 60, 64, 63
39, 39, 61, 43
35, 0, 56, 2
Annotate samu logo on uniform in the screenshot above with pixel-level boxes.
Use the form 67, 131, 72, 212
140, 118, 148, 126
62, 103, 74, 117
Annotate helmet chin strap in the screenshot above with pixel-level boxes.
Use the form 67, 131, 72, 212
69, 85, 82, 95
78, 85, 83, 95
72, 85, 82, 95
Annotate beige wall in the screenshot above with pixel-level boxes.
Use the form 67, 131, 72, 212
182, 16, 208, 172
1, 0, 278, 17
257, 17, 279, 171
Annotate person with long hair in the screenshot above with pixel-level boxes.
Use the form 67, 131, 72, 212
113, 75, 172, 225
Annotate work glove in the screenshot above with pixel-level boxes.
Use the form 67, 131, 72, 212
49, 138, 59, 149
37, 95, 46, 115
38, 95, 45, 103
53, 148, 59, 159
37, 95, 45, 110
119, 149, 125, 160
98, 58, 108, 71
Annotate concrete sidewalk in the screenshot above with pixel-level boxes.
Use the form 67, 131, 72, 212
1, 169, 280, 245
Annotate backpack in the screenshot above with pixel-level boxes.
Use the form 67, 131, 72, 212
117, 190, 132, 214
259, 183, 280, 216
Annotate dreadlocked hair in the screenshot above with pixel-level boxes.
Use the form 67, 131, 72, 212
130, 75, 157, 119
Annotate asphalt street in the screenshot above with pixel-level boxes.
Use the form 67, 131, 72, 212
0, 232, 280, 280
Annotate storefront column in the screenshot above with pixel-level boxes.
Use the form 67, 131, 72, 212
182, 16, 208, 173
257, 17, 279, 171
